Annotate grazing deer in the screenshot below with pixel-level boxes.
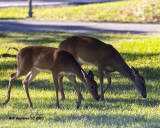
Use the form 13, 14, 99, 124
59, 36, 147, 100
3, 46, 100, 108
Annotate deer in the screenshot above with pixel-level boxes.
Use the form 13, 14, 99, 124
3, 46, 100, 109
59, 36, 147, 100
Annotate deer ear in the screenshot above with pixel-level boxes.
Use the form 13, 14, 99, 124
88, 70, 94, 80
131, 67, 139, 76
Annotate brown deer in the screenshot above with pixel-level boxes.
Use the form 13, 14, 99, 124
59, 36, 147, 100
3, 46, 100, 109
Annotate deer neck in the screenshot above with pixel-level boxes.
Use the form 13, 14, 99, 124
117, 63, 135, 81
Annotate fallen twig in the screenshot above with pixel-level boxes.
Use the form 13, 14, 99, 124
0, 47, 18, 58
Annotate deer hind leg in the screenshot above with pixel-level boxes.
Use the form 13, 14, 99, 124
3, 72, 18, 105
67, 75, 83, 109
22, 69, 40, 107
58, 75, 65, 100
103, 71, 111, 94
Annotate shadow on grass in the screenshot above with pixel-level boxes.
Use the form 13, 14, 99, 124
0, 32, 137, 48
0, 18, 25, 20
48, 113, 160, 128
1, 112, 159, 127
0, 78, 83, 91
0, 32, 125, 45
121, 53, 160, 62
0, 60, 17, 70
0, 32, 70, 45
1, 112, 160, 127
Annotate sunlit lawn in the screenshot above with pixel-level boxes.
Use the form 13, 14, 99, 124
0, 0, 160, 23
0, 32, 160, 128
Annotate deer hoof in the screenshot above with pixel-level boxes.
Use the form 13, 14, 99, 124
76, 105, 80, 109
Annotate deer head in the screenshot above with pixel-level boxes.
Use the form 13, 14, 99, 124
131, 67, 147, 98
82, 70, 100, 100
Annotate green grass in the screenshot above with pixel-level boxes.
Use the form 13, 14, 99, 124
0, 32, 160, 128
0, 0, 160, 23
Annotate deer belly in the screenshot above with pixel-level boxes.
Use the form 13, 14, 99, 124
77, 57, 96, 66
105, 67, 115, 72
33, 67, 51, 73
59, 72, 72, 76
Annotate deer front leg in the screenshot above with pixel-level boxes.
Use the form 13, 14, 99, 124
98, 67, 105, 100
58, 75, 65, 100
53, 73, 60, 108
3, 72, 17, 105
67, 75, 83, 109
103, 71, 111, 94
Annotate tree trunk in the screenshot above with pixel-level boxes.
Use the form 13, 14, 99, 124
28, 0, 32, 18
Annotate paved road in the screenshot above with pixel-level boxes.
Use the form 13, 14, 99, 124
0, 20, 160, 34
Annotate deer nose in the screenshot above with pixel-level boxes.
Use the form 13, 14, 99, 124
95, 95, 100, 101
141, 93, 147, 98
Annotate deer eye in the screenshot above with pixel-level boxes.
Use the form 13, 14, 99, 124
142, 83, 145, 86
91, 86, 95, 90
